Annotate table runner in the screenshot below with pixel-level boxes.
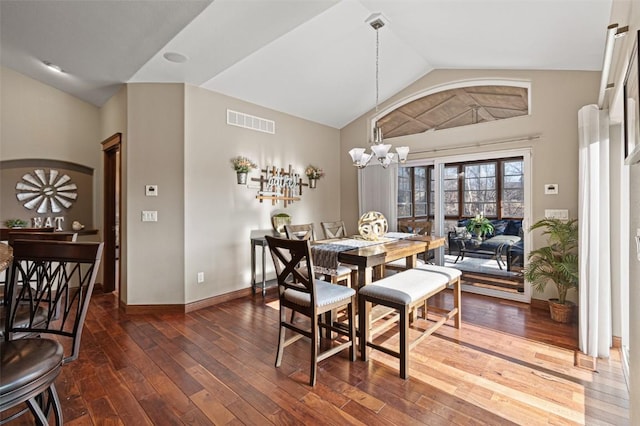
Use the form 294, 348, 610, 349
311, 236, 402, 276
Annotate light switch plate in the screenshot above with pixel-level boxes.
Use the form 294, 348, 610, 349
544, 209, 568, 220
544, 184, 558, 195
145, 185, 158, 196
142, 211, 158, 222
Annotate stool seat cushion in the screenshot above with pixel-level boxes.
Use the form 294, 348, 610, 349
284, 279, 355, 308
359, 266, 461, 305
0, 339, 63, 407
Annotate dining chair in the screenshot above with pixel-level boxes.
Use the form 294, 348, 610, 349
265, 235, 356, 386
0, 240, 103, 424
385, 219, 433, 272
398, 219, 432, 236
284, 224, 355, 287
1, 232, 77, 307
0, 227, 55, 242
320, 221, 348, 239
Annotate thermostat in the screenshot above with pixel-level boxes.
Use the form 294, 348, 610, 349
544, 184, 558, 195
145, 185, 158, 196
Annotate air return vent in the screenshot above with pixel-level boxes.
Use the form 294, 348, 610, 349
227, 109, 275, 134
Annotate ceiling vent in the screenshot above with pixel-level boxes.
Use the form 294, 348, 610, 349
227, 109, 275, 134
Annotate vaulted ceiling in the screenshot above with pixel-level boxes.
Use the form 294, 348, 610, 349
0, 0, 617, 129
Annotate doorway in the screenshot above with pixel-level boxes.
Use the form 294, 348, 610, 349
425, 148, 531, 303
101, 133, 121, 294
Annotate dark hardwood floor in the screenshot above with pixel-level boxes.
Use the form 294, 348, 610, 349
3, 289, 628, 425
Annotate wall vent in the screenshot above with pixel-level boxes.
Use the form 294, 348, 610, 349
227, 109, 275, 134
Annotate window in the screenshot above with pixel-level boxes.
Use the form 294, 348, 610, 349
397, 167, 412, 218
399, 157, 523, 220
397, 166, 427, 218
463, 162, 497, 217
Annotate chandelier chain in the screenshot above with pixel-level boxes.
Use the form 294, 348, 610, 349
375, 27, 379, 113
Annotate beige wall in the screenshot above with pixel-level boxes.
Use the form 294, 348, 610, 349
184, 85, 342, 302
125, 84, 185, 305
0, 66, 101, 226
341, 69, 599, 303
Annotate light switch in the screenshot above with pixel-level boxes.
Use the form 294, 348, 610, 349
142, 211, 158, 222
145, 185, 158, 196
544, 209, 569, 220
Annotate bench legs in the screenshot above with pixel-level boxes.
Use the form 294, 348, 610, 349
359, 277, 461, 379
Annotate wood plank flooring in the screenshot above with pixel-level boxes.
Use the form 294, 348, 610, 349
2, 289, 628, 425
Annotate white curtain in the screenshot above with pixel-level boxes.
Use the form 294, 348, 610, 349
358, 163, 398, 231
578, 104, 612, 358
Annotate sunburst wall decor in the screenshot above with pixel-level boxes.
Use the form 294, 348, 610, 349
15, 169, 78, 213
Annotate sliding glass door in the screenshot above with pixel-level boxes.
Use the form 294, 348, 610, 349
400, 148, 531, 303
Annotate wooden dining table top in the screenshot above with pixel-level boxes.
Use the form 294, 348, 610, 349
0, 242, 13, 272
312, 234, 446, 288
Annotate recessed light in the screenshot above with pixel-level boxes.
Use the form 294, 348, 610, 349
163, 52, 188, 63
43, 61, 63, 73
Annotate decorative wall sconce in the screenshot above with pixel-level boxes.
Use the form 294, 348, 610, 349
231, 156, 258, 184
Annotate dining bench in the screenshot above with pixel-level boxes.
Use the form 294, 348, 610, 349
358, 264, 461, 379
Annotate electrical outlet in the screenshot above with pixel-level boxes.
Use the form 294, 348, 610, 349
197, 272, 204, 283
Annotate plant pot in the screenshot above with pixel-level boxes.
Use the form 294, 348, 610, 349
308, 178, 317, 189
548, 299, 575, 323
236, 172, 247, 184
271, 214, 291, 234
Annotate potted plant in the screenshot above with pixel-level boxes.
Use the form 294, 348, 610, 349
305, 165, 324, 188
466, 213, 494, 240
4, 218, 28, 229
524, 218, 579, 323
231, 156, 258, 184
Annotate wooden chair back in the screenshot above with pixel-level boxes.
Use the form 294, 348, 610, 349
0, 227, 54, 241
8, 231, 76, 245
320, 221, 347, 239
5, 240, 104, 363
265, 236, 316, 308
398, 219, 432, 236
284, 223, 316, 241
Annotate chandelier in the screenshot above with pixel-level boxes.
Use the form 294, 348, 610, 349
349, 13, 409, 169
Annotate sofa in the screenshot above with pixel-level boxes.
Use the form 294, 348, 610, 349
448, 219, 524, 270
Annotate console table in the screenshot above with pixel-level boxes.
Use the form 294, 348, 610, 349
250, 229, 281, 296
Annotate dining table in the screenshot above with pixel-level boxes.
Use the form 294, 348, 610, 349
313, 233, 446, 289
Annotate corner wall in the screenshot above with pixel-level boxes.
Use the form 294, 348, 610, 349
183, 85, 342, 303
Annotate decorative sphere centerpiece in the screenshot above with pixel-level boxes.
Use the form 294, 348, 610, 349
357, 211, 388, 241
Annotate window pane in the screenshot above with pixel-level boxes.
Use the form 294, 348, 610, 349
503, 160, 524, 217
429, 167, 435, 216
443, 166, 459, 216
414, 167, 427, 217
463, 163, 496, 217
397, 167, 412, 218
